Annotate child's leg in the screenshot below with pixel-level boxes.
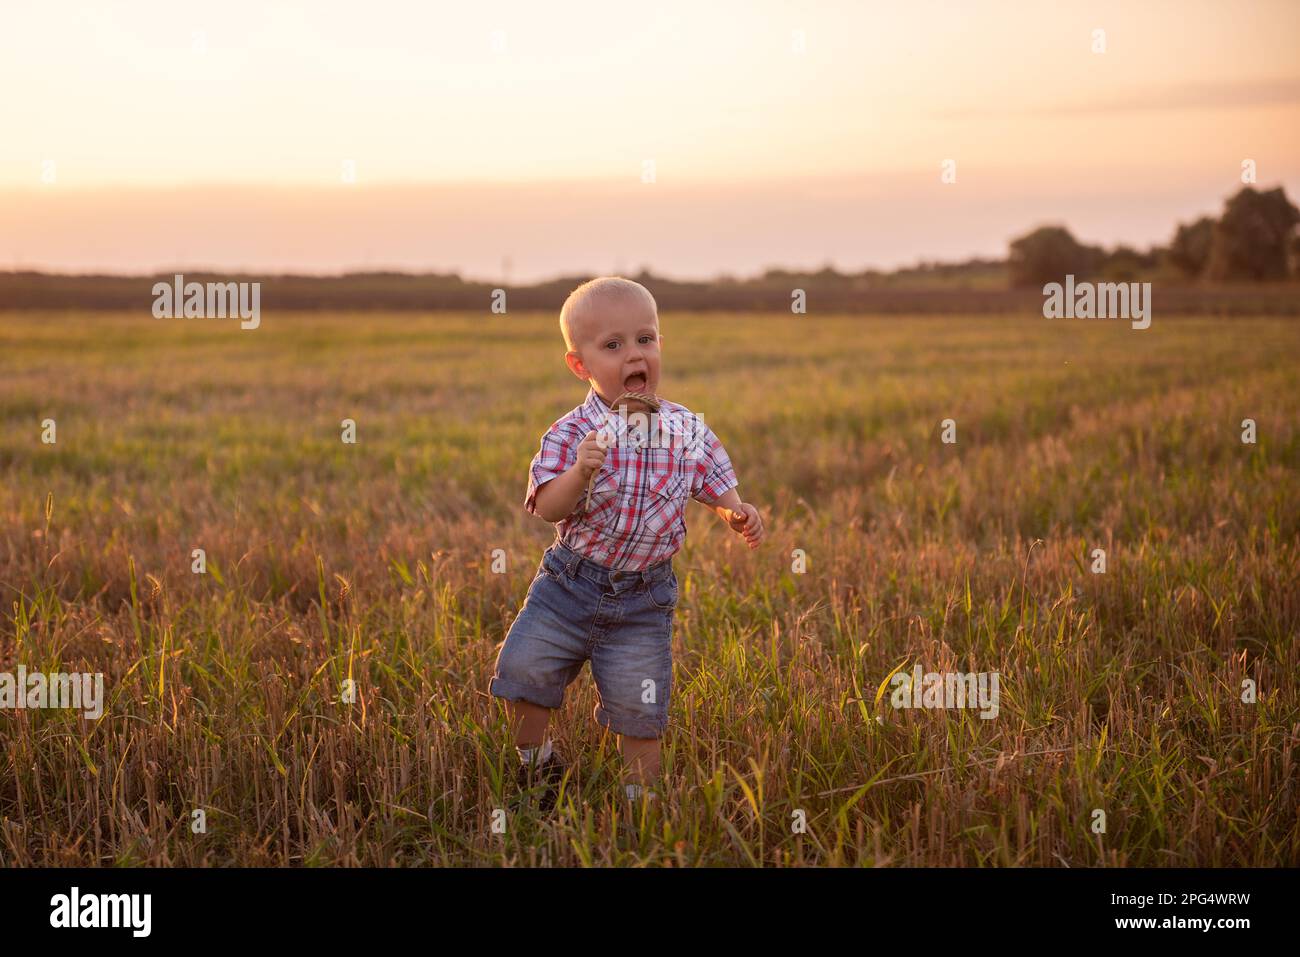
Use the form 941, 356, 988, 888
619, 734, 661, 785
506, 699, 552, 748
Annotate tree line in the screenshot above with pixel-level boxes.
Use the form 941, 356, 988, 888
1009, 185, 1300, 287
2, 186, 1297, 313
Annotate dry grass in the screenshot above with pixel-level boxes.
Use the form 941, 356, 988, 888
0, 310, 1297, 866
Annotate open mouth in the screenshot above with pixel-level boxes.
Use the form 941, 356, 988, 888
623, 372, 648, 391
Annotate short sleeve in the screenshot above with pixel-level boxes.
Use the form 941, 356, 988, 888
687, 418, 738, 503
524, 426, 578, 516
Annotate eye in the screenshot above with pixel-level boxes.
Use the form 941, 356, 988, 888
604, 340, 620, 350
639, 335, 655, 344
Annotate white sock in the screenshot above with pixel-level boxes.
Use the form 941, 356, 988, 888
517, 738, 554, 766
624, 783, 656, 802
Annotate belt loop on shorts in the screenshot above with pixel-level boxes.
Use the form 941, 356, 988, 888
644, 556, 669, 584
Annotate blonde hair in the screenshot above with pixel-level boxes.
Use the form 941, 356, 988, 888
559, 276, 658, 351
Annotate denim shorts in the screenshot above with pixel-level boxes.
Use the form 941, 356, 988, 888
489, 540, 678, 738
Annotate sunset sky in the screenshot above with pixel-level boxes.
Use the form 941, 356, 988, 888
3, 0, 1299, 279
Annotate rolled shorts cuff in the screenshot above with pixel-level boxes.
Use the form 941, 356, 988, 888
489, 675, 565, 710
593, 703, 667, 739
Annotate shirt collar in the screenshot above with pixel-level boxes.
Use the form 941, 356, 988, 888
580, 385, 691, 444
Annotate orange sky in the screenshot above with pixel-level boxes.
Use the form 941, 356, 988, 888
3, 0, 1298, 279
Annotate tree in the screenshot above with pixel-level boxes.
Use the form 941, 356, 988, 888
1099, 244, 1147, 281
1167, 217, 1216, 278
1205, 187, 1300, 281
1007, 226, 1103, 287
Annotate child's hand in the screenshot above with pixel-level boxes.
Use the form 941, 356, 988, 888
577, 430, 610, 481
724, 503, 764, 549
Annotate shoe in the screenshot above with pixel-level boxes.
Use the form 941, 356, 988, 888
515, 754, 567, 812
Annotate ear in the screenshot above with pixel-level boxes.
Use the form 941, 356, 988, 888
564, 351, 590, 381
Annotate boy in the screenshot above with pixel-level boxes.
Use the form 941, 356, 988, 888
489, 276, 764, 808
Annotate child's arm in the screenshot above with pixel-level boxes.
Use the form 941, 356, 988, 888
696, 487, 764, 549
531, 431, 607, 523
686, 415, 763, 548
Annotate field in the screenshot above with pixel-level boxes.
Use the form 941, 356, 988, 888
0, 309, 1297, 866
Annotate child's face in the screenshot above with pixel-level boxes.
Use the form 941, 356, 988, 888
565, 297, 662, 408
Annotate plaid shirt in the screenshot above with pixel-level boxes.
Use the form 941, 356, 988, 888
524, 387, 738, 570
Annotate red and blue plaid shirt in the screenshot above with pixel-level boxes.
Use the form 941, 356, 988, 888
524, 387, 738, 570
